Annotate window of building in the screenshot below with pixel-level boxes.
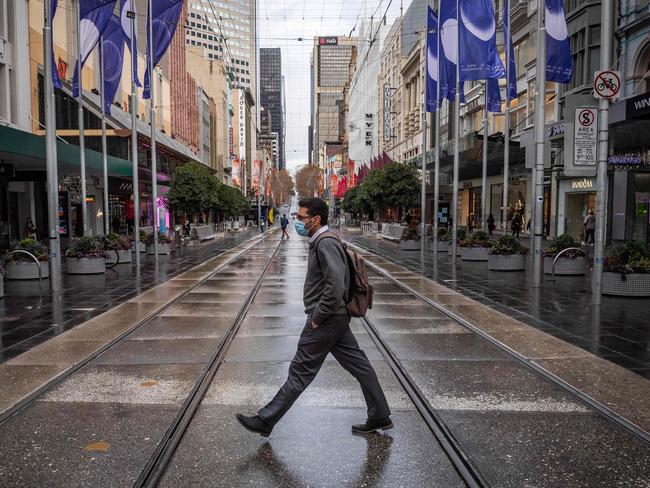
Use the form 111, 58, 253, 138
569, 29, 586, 89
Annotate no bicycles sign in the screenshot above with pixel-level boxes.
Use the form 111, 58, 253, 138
594, 70, 621, 100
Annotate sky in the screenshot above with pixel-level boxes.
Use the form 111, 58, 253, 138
258, 0, 408, 175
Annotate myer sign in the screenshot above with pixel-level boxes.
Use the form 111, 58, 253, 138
238, 89, 246, 165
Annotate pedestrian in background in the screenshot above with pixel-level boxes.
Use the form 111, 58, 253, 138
584, 210, 595, 245
487, 214, 495, 237
512, 213, 522, 239
24, 217, 37, 239
236, 197, 392, 437
280, 214, 290, 239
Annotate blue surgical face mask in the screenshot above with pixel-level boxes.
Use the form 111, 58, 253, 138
294, 216, 314, 237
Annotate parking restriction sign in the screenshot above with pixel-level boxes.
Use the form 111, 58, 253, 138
574, 107, 598, 166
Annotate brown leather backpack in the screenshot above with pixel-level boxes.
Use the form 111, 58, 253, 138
314, 231, 374, 317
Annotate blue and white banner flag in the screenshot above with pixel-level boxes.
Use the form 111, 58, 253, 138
545, 0, 573, 83
72, 0, 117, 98
426, 7, 439, 112
101, 14, 125, 115
486, 78, 502, 113
51, 0, 62, 89
143, 0, 184, 100
439, 0, 465, 102
503, 0, 517, 100
459, 0, 504, 80
120, 0, 141, 87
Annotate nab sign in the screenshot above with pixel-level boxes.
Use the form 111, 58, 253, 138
319, 37, 338, 46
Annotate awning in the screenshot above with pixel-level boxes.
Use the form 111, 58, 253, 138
0, 124, 133, 177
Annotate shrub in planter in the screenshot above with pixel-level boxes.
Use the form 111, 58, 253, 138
602, 241, 650, 296
400, 226, 421, 250
460, 231, 492, 261
488, 235, 528, 271
5, 238, 50, 279
446, 229, 466, 256
65, 236, 107, 274
146, 231, 173, 255
99, 233, 132, 265
543, 234, 586, 275
433, 228, 450, 252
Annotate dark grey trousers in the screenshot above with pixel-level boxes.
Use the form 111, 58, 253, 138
258, 314, 391, 426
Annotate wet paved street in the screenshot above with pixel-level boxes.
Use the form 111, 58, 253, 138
343, 230, 650, 378
0, 230, 257, 364
0, 229, 648, 487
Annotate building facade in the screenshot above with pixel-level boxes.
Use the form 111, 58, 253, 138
259, 48, 285, 169
310, 36, 357, 167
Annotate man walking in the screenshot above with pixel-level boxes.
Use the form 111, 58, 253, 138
280, 213, 290, 239
584, 210, 595, 245
236, 197, 392, 437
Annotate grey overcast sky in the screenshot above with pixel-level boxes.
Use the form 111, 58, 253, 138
258, 0, 408, 175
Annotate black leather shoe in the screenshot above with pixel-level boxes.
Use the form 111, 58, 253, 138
351, 417, 394, 434
236, 413, 273, 437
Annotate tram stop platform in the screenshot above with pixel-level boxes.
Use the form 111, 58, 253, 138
0, 228, 648, 487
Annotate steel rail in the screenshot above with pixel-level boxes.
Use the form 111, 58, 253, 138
135, 237, 282, 488
361, 314, 489, 488
0, 231, 275, 426
349, 241, 650, 445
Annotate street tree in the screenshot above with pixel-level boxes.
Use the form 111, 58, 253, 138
216, 183, 250, 218
295, 165, 321, 197
269, 169, 295, 205
166, 162, 220, 223
381, 162, 421, 211
340, 185, 371, 218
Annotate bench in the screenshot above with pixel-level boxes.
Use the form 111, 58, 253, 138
229, 220, 243, 232
192, 224, 218, 242
381, 223, 405, 242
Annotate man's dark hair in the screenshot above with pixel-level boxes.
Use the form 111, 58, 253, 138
298, 197, 329, 225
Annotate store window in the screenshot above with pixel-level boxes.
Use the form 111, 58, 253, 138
631, 172, 650, 243
490, 180, 527, 226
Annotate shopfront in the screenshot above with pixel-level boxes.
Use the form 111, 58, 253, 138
557, 177, 596, 240
489, 176, 529, 229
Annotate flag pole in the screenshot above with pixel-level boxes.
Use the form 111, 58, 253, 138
532, 3, 547, 287
481, 83, 488, 232
592, 0, 613, 304
129, 6, 141, 268
44, 0, 61, 290
433, 7, 441, 256
451, 0, 460, 264
420, 62, 428, 255
503, 0, 511, 233
100, 37, 110, 236
147, 0, 159, 262
76, 0, 88, 236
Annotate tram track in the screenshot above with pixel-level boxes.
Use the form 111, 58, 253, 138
0, 230, 277, 427
134, 236, 282, 488
353, 249, 650, 446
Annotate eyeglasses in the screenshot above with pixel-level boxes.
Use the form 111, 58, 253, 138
291, 212, 314, 222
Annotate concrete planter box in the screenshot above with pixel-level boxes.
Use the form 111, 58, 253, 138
447, 246, 462, 256
66, 257, 106, 275
461, 247, 490, 261
132, 241, 146, 253
147, 243, 172, 255
434, 241, 449, 252
543, 256, 586, 275
400, 240, 421, 251
5, 261, 50, 280
105, 250, 133, 265
602, 272, 650, 297
488, 254, 526, 271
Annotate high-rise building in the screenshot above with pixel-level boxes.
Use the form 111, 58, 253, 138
260, 48, 285, 169
185, 0, 257, 94
310, 36, 357, 166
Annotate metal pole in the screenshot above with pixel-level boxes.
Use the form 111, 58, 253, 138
481, 84, 488, 232
532, 4, 546, 287
100, 37, 109, 236
76, 0, 88, 236
433, 7, 441, 256
451, 0, 460, 264
503, 0, 511, 233
592, 0, 613, 304
147, 0, 158, 262
420, 102, 427, 254
130, 10, 140, 268
44, 0, 61, 290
